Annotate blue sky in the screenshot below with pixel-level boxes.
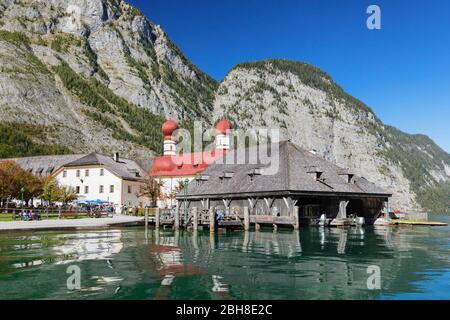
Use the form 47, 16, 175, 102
129, 0, 450, 153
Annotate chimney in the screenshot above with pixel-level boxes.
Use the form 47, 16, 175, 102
114, 152, 119, 162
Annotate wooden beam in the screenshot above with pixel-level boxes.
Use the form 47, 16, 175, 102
283, 197, 290, 210
248, 198, 258, 209
222, 199, 231, 208
264, 197, 275, 210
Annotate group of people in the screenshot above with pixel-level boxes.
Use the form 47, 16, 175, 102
17, 210, 40, 221
120, 205, 151, 216
84, 204, 115, 218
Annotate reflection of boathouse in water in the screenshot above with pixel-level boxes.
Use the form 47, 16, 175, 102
135, 228, 431, 300
178, 141, 392, 225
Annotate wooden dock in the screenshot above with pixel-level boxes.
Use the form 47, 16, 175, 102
391, 219, 448, 226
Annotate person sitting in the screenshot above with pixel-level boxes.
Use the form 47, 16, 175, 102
216, 209, 224, 221
21, 211, 29, 221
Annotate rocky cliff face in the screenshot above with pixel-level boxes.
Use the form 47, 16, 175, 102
0, 1, 449, 212
213, 60, 450, 211
0, 0, 216, 161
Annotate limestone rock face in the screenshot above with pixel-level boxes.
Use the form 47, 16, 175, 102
213, 61, 450, 211
0, 0, 216, 162
0, 2, 448, 211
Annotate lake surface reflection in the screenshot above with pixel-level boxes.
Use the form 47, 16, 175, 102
0, 215, 449, 300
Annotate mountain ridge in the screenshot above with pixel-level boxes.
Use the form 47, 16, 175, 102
213, 59, 450, 211
0, 0, 449, 212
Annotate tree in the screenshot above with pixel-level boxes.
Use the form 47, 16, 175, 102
166, 179, 187, 207
58, 185, 78, 205
0, 161, 18, 203
138, 176, 164, 208
0, 160, 42, 205
41, 176, 61, 205
16, 169, 43, 204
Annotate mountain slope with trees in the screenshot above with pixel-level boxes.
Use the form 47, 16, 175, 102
0, 1, 448, 212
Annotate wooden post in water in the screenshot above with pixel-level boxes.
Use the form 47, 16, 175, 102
144, 208, 149, 240
145, 208, 149, 228
174, 206, 180, 230
155, 207, 160, 229
193, 207, 198, 231
209, 207, 216, 233
293, 206, 300, 230
243, 206, 250, 231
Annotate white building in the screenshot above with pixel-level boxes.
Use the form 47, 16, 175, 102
12, 152, 150, 211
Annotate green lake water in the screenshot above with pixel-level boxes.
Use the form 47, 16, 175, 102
0, 214, 449, 300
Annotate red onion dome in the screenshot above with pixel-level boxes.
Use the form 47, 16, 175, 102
162, 119, 179, 138
215, 117, 232, 134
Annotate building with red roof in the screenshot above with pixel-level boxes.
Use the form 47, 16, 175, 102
150, 118, 232, 208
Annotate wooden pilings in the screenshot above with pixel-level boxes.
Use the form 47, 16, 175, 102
152, 204, 303, 232
144, 208, 149, 240
293, 206, 299, 230
155, 207, 160, 229
174, 206, 180, 230
243, 207, 250, 231
193, 207, 198, 231
145, 208, 149, 229
209, 207, 216, 233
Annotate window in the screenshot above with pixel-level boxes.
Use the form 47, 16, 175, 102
76, 186, 80, 194
110, 185, 114, 193
127, 185, 132, 194
76, 170, 80, 177
84, 186, 89, 194
99, 185, 104, 193
85, 169, 89, 177
62, 171, 67, 178
100, 168, 104, 176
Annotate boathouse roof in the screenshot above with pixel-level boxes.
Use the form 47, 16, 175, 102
177, 141, 391, 199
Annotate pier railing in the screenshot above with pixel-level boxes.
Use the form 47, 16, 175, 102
0, 207, 112, 221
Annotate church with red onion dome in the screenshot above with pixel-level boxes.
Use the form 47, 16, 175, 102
150, 118, 232, 208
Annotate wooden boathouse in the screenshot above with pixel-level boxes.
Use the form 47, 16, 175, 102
175, 140, 392, 228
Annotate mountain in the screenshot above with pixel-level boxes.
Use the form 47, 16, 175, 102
0, 0, 216, 160
0, 1, 449, 212
213, 60, 450, 212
